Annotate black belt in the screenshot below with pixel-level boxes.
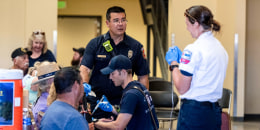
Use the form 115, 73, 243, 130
181, 99, 219, 107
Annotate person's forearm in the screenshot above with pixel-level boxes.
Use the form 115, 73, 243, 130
138, 75, 149, 90
79, 65, 91, 83
94, 121, 117, 130
94, 116, 127, 130
171, 61, 192, 95
30, 77, 38, 91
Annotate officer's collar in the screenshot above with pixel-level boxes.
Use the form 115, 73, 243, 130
105, 31, 130, 46
103, 31, 110, 41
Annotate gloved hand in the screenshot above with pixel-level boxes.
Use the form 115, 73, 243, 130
97, 95, 113, 112
102, 95, 109, 102
83, 82, 91, 96
165, 46, 182, 64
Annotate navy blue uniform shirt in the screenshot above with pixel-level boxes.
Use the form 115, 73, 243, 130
120, 81, 159, 130
81, 31, 150, 105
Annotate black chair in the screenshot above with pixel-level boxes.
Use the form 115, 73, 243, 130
149, 80, 173, 91
218, 88, 232, 114
148, 77, 164, 81
150, 91, 178, 108
218, 88, 232, 130
149, 80, 178, 130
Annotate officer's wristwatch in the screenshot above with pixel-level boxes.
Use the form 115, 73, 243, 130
169, 65, 179, 71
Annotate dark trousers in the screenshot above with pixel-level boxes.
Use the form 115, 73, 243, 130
177, 99, 222, 130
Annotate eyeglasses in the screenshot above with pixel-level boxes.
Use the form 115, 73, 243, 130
184, 10, 196, 23
33, 31, 45, 35
111, 18, 128, 25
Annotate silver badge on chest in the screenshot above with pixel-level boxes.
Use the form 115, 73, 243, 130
128, 50, 133, 58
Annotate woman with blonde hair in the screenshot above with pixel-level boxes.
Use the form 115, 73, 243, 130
27, 30, 56, 67
47, 83, 56, 106
32, 61, 60, 128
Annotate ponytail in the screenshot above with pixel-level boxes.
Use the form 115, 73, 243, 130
212, 20, 221, 32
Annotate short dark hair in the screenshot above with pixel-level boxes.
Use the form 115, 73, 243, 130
54, 67, 81, 94
106, 6, 126, 21
126, 69, 132, 75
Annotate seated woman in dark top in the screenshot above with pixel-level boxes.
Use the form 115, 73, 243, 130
27, 30, 56, 67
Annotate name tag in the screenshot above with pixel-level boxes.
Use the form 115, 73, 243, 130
97, 55, 106, 58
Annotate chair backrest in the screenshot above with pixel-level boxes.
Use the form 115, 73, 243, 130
149, 80, 173, 91
218, 88, 232, 114
150, 91, 179, 108
148, 77, 164, 81
149, 80, 178, 109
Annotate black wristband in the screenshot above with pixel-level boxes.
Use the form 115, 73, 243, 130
169, 65, 179, 71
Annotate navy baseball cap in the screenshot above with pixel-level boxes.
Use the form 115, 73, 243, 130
101, 55, 132, 75
11, 47, 32, 59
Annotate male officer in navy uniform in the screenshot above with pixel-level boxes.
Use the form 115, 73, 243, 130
79, 6, 149, 119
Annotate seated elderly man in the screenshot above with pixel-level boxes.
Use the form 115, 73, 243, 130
10, 47, 31, 75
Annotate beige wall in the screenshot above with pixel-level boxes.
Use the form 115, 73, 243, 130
234, 0, 246, 117
0, 0, 57, 69
216, 0, 246, 117
0, 0, 26, 68
169, 0, 246, 117
57, 17, 98, 67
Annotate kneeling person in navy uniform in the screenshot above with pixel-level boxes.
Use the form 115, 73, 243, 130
94, 55, 158, 130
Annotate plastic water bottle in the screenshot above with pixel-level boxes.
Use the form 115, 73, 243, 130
23, 108, 32, 130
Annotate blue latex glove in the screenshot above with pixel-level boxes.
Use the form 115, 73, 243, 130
102, 95, 109, 102
165, 46, 182, 64
97, 95, 113, 112
83, 82, 91, 96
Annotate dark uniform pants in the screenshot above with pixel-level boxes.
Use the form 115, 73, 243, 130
177, 99, 222, 130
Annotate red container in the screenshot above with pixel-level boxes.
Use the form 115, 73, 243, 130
0, 69, 23, 130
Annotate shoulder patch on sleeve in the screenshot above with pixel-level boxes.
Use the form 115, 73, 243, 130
141, 47, 146, 59
181, 50, 192, 64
